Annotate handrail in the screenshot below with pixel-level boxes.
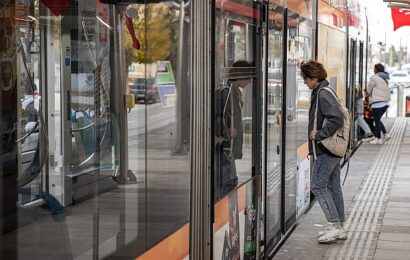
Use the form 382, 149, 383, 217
16, 121, 39, 143
71, 121, 96, 132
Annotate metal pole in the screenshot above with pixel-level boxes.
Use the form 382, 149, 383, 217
190, 0, 212, 258
112, 4, 128, 250
175, 1, 189, 153
112, 8, 129, 184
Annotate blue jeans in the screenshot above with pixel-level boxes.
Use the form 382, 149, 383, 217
311, 153, 345, 223
372, 105, 388, 139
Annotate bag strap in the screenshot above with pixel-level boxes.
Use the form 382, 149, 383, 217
312, 89, 320, 161
321, 87, 340, 103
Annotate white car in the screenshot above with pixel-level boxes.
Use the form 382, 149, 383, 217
389, 70, 410, 91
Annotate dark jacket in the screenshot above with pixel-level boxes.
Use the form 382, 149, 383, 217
308, 80, 344, 157
215, 81, 243, 160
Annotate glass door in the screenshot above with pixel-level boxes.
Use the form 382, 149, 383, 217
265, 4, 284, 249
283, 9, 313, 232
213, 0, 265, 258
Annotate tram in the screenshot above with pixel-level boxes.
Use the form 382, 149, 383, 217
0, 0, 373, 259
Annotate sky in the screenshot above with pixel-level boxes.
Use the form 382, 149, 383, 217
362, 0, 410, 49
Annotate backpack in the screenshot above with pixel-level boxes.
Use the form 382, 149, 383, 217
313, 87, 351, 158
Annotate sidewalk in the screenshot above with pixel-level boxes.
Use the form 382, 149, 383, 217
274, 117, 410, 260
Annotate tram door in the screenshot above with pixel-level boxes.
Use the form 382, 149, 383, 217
213, 1, 265, 258
265, 5, 284, 249
348, 39, 358, 147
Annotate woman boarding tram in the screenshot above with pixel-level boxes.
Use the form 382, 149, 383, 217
301, 60, 348, 243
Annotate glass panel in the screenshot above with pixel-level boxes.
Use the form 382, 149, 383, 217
284, 10, 299, 230
284, 11, 313, 230
2, 1, 192, 259
144, 2, 191, 249
126, 2, 191, 256
295, 16, 312, 219
214, 1, 260, 202
265, 6, 283, 246
16, 2, 42, 204
214, 1, 263, 258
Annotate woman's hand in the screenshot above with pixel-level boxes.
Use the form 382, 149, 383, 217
309, 130, 318, 140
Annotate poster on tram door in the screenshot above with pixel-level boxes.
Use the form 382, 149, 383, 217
229, 191, 240, 260
243, 182, 257, 259
296, 144, 310, 218
221, 230, 230, 260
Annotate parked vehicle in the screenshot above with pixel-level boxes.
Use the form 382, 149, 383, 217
389, 70, 410, 92
128, 78, 160, 103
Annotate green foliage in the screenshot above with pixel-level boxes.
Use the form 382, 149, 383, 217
124, 4, 172, 67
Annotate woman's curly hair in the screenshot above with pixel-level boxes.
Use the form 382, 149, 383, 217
300, 60, 327, 81
374, 63, 385, 73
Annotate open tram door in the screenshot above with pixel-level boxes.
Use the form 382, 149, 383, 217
213, 0, 266, 258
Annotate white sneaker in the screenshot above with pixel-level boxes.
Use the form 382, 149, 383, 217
383, 133, 391, 142
370, 138, 383, 145
362, 136, 374, 142
317, 223, 348, 240
317, 226, 347, 243
317, 223, 334, 238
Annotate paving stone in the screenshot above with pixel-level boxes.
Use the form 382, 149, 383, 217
373, 249, 410, 260
376, 240, 410, 251
381, 225, 410, 234
387, 201, 410, 208
383, 212, 410, 220
383, 219, 410, 227
379, 232, 410, 242
385, 206, 410, 214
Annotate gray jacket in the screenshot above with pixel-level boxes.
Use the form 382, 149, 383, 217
308, 80, 344, 157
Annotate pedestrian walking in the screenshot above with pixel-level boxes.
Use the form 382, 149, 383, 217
367, 63, 391, 144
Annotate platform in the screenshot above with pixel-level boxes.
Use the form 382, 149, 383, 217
274, 117, 410, 260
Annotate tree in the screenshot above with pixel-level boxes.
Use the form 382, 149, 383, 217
124, 4, 172, 67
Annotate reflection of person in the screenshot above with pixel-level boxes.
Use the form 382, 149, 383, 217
214, 60, 252, 201
301, 60, 347, 243
355, 87, 374, 142
367, 63, 391, 144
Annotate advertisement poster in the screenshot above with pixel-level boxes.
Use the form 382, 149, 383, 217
296, 144, 310, 218
214, 182, 259, 260
243, 182, 257, 259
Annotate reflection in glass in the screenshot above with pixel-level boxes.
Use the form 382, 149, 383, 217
213, 2, 263, 258
1, 1, 191, 259
125, 1, 192, 254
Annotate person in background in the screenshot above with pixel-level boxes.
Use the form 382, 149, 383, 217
367, 63, 391, 145
301, 60, 347, 243
355, 87, 374, 142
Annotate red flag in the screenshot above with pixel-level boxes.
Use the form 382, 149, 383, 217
391, 8, 410, 31
41, 0, 70, 16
